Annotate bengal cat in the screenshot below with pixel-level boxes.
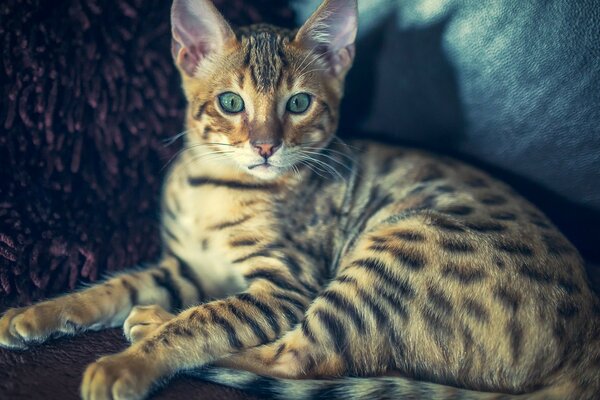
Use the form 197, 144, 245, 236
1, 0, 599, 399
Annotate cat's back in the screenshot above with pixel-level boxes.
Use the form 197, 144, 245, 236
344, 140, 598, 390
353, 139, 589, 293
354, 140, 578, 242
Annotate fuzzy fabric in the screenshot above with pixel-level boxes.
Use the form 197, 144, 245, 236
0, 0, 294, 310
0, 329, 260, 400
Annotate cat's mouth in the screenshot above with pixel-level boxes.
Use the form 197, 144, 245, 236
245, 160, 286, 180
247, 161, 273, 170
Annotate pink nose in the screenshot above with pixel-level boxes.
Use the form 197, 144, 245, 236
252, 140, 281, 159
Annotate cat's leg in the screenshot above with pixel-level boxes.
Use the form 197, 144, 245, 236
79, 262, 316, 400
0, 255, 208, 349
214, 275, 394, 379
213, 329, 322, 378
212, 225, 433, 379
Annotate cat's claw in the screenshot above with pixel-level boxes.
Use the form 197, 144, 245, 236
123, 305, 175, 343
81, 352, 155, 400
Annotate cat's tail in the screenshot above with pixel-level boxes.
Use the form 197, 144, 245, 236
188, 366, 597, 400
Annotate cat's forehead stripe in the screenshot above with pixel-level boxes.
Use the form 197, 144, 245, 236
236, 25, 293, 93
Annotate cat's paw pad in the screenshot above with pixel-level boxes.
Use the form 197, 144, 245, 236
123, 305, 175, 343
81, 353, 154, 400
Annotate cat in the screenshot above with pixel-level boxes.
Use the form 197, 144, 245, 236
1, 0, 599, 399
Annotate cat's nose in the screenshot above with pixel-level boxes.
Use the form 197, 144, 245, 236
251, 139, 282, 159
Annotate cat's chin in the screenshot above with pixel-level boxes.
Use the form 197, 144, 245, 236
244, 163, 285, 180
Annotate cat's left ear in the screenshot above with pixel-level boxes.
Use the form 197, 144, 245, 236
171, 0, 235, 77
294, 0, 358, 76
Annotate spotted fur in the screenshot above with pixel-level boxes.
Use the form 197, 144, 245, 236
1, 1, 599, 399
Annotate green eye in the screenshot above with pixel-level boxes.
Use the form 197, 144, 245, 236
218, 92, 245, 113
286, 93, 311, 114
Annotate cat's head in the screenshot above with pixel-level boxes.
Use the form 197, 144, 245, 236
171, 0, 357, 180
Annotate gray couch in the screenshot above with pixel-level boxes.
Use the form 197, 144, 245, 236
295, 0, 600, 268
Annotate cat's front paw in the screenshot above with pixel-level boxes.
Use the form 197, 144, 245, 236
0, 305, 60, 349
0, 298, 95, 349
81, 352, 155, 400
0, 307, 30, 348
123, 305, 175, 343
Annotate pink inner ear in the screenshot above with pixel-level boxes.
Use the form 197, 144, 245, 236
298, 0, 357, 48
294, 0, 357, 75
316, 44, 354, 76
172, 36, 202, 76
170, 0, 234, 76
178, 48, 200, 77
330, 44, 355, 75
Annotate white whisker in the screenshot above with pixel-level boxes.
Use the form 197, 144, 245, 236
333, 135, 359, 151
299, 146, 355, 164
297, 159, 330, 180
293, 45, 323, 76
300, 147, 357, 164
298, 150, 353, 173
161, 143, 233, 172
297, 153, 345, 181
296, 67, 329, 83
180, 151, 235, 170
162, 127, 203, 147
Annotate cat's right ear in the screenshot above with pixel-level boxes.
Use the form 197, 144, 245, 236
171, 0, 235, 77
294, 0, 358, 76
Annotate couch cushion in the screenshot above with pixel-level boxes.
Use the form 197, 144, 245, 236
294, 0, 600, 261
